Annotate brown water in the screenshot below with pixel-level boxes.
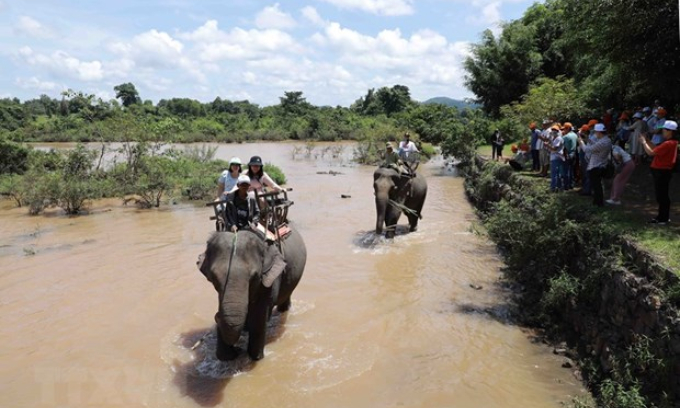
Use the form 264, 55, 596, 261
0, 142, 585, 407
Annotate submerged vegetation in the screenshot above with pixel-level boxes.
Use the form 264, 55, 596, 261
0, 141, 229, 214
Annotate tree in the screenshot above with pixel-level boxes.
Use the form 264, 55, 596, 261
561, 0, 680, 107
351, 85, 414, 116
114, 83, 141, 107
501, 76, 586, 127
279, 91, 312, 116
464, 25, 543, 117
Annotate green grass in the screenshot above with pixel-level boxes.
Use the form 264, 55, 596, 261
514, 172, 680, 273
476, 144, 493, 156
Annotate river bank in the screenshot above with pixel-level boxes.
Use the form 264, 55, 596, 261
463, 156, 680, 407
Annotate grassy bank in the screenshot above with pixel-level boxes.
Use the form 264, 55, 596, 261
464, 158, 680, 408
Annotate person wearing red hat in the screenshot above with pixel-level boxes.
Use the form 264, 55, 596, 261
650, 108, 668, 146
561, 123, 578, 190
615, 113, 631, 148
577, 124, 592, 195
578, 123, 612, 207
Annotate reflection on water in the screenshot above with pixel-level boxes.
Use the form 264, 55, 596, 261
0, 142, 585, 408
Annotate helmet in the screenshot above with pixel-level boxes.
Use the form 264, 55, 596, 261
248, 156, 263, 166
237, 174, 251, 186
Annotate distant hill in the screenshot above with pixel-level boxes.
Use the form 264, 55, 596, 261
422, 97, 479, 110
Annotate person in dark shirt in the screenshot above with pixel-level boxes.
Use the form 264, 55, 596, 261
225, 174, 260, 232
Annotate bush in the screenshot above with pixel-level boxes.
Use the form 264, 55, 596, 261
0, 174, 27, 206
264, 163, 286, 186
0, 137, 30, 174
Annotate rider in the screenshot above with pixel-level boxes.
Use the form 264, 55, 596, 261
245, 156, 283, 193
383, 142, 400, 167
225, 175, 260, 232
216, 157, 242, 199
398, 132, 419, 160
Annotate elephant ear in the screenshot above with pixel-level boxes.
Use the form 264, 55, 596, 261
261, 245, 287, 288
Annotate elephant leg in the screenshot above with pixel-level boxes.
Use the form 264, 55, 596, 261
277, 297, 291, 312
215, 328, 240, 361
247, 290, 272, 361
407, 213, 419, 232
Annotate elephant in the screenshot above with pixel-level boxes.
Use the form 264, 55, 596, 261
373, 166, 428, 239
197, 227, 307, 361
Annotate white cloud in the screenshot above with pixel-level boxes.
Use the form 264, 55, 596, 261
255, 3, 296, 30
16, 76, 65, 92
315, 22, 471, 90
18, 47, 104, 81
466, 1, 502, 35
301, 6, 327, 27
15, 16, 53, 38
319, 0, 414, 16
180, 20, 303, 62
110, 29, 183, 68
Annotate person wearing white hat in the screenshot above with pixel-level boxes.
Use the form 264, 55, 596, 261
578, 123, 612, 207
626, 112, 649, 164
216, 157, 243, 200
639, 120, 679, 224
224, 174, 260, 232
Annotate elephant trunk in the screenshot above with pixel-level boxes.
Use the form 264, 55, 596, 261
216, 276, 250, 345
375, 195, 388, 235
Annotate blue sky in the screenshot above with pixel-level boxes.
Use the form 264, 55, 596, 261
1, 0, 539, 107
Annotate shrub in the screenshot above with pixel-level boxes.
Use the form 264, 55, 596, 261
0, 174, 27, 206
264, 163, 286, 186
0, 137, 30, 174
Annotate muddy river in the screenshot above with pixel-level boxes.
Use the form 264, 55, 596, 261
0, 142, 585, 407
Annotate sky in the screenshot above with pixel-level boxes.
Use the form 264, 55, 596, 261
0, 0, 540, 107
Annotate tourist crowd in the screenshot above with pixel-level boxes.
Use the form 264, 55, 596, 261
511, 103, 679, 225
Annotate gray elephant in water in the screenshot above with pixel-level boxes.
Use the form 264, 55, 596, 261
197, 228, 307, 360
374, 167, 428, 239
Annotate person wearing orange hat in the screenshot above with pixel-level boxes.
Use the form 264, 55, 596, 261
529, 122, 541, 171
538, 119, 552, 176
650, 107, 668, 146
577, 124, 592, 195
547, 124, 565, 192
561, 122, 578, 190
615, 112, 631, 148
578, 123, 613, 207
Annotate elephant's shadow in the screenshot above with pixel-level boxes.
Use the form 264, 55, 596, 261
172, 312, 288, 407
354, 226, 413, 248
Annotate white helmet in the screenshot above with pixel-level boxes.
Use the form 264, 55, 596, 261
237, 174, 251, 186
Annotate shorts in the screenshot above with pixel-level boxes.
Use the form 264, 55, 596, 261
539, 149, 550, 167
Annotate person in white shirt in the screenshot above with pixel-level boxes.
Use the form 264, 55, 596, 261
547, 125, 565, 192
578, 123, 613, 207
216, 157, 243, 200
607, 145, 635, 205
398, 132, 419, 159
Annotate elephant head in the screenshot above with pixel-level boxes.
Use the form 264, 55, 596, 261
197, 228, 306, 361
199, 232, 286, 360
373, 167, 411, 238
